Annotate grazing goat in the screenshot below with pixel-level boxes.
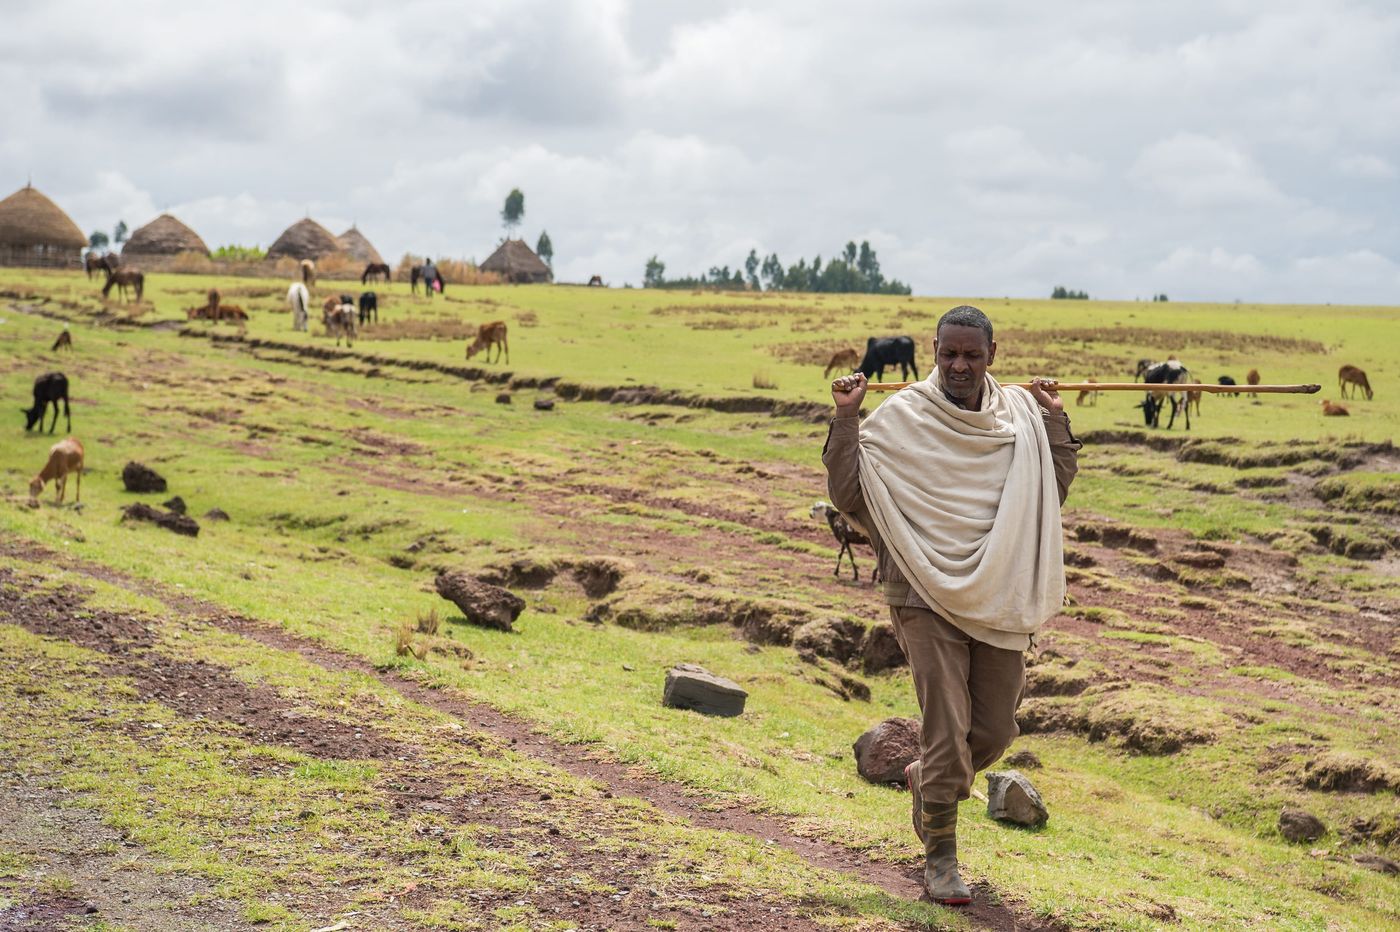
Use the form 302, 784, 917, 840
1138, 359, 1191, 430
287, 282, 310, 331
810, 501, 878, 583
1339, 365, 1373, 401
358, 291, 378, 325
465, 321, 509, 363
1186, 388, 1202, 417
361, 262, 391, 285
1321, 399, 1350, 417
52, 326, 72, 353
823, 348, 859, 379
101, 266, 144, 302
1075, 377, 1100, 407
24, 372, 70, 433
1217, 375, 1238, 397
1246, 368, 1261, 399
858, 336, 918, 381
324, 304, 357, 347
30, 438, 84, 504
300, 259, 316, 287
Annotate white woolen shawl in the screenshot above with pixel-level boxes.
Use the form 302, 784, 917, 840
856, 371, 1064, 648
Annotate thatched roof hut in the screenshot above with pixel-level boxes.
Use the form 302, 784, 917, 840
122, 213, 210, 258
266, 217, 343, 262
0, 184, 86, 268
480, 239, 552, 284
336, 226, 384, 265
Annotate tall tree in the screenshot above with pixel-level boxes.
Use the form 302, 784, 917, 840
643, 255, 666, 287
744, 249, 760, 289
88, 231, 109, 251
113, 220, 128, 244
501, 189, 525, 236
760, 253, 784, 290
536, 230, 553, 267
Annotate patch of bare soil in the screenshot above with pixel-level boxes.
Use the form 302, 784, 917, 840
0, 538, 1059, 931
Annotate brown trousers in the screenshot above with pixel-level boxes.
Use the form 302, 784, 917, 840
890, 605, 1025, 810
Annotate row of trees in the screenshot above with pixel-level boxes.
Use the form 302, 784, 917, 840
1050, 285, 1089, 300
643, 240, 911, 294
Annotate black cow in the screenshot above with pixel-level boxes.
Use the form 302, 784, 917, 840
1139, 360, 1190, 430
24, 372, 70, 434
359, 291, 378, 326
857, 336, 919, 381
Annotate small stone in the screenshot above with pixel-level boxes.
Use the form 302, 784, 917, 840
1003, 749, 1042, 769
121, 461, 166, 493
162, 495, 187, 515
533, 397, 555, 411
662, 664, 747, 717
203, 507, 229, 521
495, 393, 512, 405
852, 717, 919, 784
1279, 807, 1326, 843
434, 570, 525, 631
986, 770, 1049, 827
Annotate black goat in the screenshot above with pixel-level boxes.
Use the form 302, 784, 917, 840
359, 291, 378, 325
857, 336, 918, 381
24, 372, 70, 434
811, 500, 879, 583
1138, 360, 1190, 430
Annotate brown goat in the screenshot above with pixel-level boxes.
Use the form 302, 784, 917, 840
1321, 399, 1350, 417
466, 321, 509, 363
1246, 368, 1260, 399
823, 348, 859, 379
1338, 365, 1373, 401
30, 438, 84, 504
1075, 377, 1100, 407
1186, 389, 1201, 416
52, 327, 72, 352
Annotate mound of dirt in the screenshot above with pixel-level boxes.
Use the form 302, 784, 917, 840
793, 617, 865, 666
1072, 521, 1157, 553
1024, 662, 1094, 697
120, 503, 199, 537
1300, 751, 1400, 793
434, 570, 525, 631
1279, 808, 1325, 843
121, 461, 167, 493
1017, 691, 1222, 755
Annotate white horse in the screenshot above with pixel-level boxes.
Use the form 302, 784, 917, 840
286, 282, 309, 332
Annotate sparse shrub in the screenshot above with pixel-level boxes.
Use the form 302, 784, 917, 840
395, 621, 428, 660
416, 608, 441, 636
753, 372, 777, 390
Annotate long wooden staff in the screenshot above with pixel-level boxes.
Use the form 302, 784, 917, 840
864, 380, 1321, 394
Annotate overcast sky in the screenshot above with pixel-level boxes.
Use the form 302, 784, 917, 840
5, 1, 1399, 303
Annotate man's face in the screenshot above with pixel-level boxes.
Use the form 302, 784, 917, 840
933, 324, 996, 406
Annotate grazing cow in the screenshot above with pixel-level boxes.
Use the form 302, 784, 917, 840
1246, 368, 1261, 399
588, 274, 604, 287
1075, 377, 1100, 407
1139, 359, 1191, 430
101, 266, 144, 302
52, 326, 72, 353
1217, 375, 1238, 397
24, 372, 70, 434
465, 321, 509, 363
857, 336, 918, 381
810, 500, 879, 583
358, 291, 378, 326
361, 262, 391, 285
1338, 365, 1373, 401
823, 348, 859, 378
324, 303, 357, 347
300, 259, 316, 287
1321, 399, 1350, 417
287, 282, 310, 331
30, 438, 84, 505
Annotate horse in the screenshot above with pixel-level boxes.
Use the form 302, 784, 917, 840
83, 252, 115, 280
361, 263, 391, 285
300, 259, 316, 287
358, 291, 378, 325
287, 282, 310, 332
101, 266, 144, 302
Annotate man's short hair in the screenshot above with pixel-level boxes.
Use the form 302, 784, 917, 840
937, 305, 994, 344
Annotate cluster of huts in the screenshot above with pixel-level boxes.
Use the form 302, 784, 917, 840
0, 184, 552, 283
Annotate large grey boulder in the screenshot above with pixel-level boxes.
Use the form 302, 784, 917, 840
662, 664, 747, 717
852, 717, 920, 784
1279, 808, 1325, 843
434, 570, 525, 631
986, 770, 1049, 827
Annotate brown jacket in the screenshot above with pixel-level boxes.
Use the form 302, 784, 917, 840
822, 405, 1082, 628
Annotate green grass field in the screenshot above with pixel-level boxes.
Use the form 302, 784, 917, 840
0, 268, 1396, 931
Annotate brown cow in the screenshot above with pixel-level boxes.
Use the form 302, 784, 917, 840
466, 321, 509, 363
324, 303, 356, 347
1338, 365, 1373, 401
823, 348, 859, 379
30, 438, 84, 504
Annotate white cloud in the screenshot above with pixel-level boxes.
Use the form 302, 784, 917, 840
1129, 134, 1286, 208
1337, 153, 1397, 179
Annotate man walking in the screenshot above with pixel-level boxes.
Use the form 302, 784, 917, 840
823, 305, 1081, 904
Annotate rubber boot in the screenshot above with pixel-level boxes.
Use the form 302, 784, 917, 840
921, 800, 971, 906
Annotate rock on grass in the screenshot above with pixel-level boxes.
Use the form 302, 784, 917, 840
860, 622, 906, 673
1279, 807, 1325, 843
852, 717, 919, 784
434, 570, 525, 632
986, 770, 1049, 827
121, 503, 199, 537
662, 664, 747, 717
122, 462, 167, 493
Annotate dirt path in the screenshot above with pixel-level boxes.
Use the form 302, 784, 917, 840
0, 538, 1060, 932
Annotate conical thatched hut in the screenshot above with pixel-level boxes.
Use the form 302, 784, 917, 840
266, 218, 343, 261
0, 184, 86, 268
336, 226, 384, 265
122, 213, 210, 258
480, 239, 552, 284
